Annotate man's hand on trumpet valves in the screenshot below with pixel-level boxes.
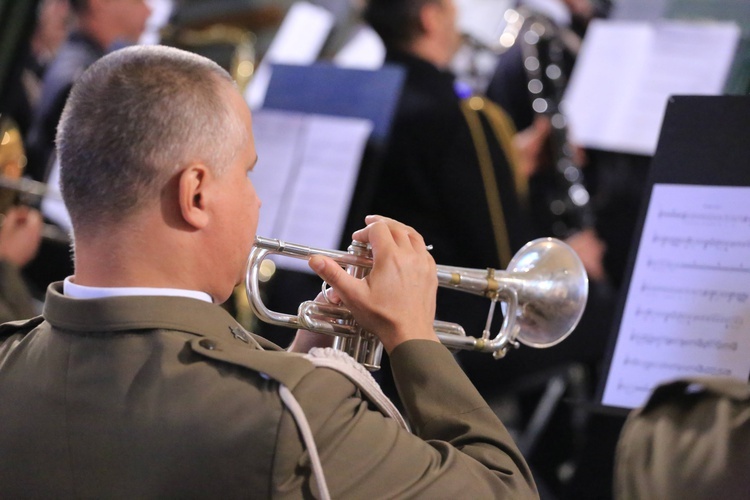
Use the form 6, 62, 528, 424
307, 215, 440, 354
288, 290, 337, 353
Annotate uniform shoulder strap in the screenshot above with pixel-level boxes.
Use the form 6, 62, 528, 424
189, 336, 315, 388
189, 338, 407, 428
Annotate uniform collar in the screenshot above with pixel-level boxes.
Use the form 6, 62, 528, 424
63, 276, 213, 303
386, 49, 457, 98
43, 282, 268, 349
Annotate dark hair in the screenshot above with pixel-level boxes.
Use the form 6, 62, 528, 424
363, 0, 439, 50
56, 45, 245, 237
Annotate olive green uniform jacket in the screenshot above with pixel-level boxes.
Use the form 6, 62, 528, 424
0, 282, 538, 499
615, 377, 750, 499
0, 260, 36, 324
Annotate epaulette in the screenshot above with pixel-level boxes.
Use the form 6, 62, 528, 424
189, 338, 407, 428
189, 335, 316, 389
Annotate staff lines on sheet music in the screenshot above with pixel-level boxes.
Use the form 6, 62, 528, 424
657, 209, 750, 227
615, 380, 653, 396
640, 282, 749, 304
651, 233, 750, 252
622, 356, 732, 376
646, 259, 750, 274
629, 331, 738, 351
633, 307, 743, 330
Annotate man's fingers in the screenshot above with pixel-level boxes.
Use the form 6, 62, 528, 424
353, 216, 427, 253
308, 255, 364, 304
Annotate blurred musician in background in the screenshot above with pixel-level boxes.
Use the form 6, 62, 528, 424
485, 0, 611, 281
0, 116, 44, 322
363, 0, 534, 349
1, 0, 72, 139
0, 206, 42, 323
26, 0, 151, 182
0, 45, 538, 499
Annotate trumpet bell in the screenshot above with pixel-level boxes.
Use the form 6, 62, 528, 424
505, 237, 588, 348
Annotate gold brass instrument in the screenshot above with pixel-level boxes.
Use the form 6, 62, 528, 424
0, 116, 68, 244
161, 24, 257, 93
0, 116, 27, 213
246, 236, 589, 371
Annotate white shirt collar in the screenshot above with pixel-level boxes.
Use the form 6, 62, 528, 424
63, 276, 213, 303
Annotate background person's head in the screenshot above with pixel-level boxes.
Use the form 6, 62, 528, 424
363, 0, 461, 68
32, 0, 72, 63
71, 0, 151, 48
57, 45, 259, 302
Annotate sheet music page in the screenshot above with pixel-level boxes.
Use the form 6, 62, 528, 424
245, 2, 334, 109
250, 111, 307, 241
333, 26, 385, 70
564, 20, 740, 155
563, 21, 651, 153
602, 184, 750, 409
455, 0, 512, 46
251, 109, 373, 273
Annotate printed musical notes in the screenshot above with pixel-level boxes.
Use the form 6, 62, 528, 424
602, 184, 750, 409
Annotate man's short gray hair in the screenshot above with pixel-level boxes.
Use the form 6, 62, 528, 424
56, 44, 247, 236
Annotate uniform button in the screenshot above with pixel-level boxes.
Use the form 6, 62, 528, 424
199, 339, 217, 350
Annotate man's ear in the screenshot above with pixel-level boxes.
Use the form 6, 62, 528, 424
177, 164, 211, 229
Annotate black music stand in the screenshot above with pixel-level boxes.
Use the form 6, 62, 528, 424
562, 95, 750, 498
597, 95, 750, 412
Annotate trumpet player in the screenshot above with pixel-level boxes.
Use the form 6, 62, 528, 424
0, 45, 537, 498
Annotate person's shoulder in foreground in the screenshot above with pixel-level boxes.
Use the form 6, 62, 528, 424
615, 376, 750, 500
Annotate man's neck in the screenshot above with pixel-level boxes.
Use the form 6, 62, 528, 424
72, 220, 205, 294
406, 38, 452, 69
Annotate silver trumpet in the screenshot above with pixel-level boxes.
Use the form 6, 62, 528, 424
245, 236, 588, 371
